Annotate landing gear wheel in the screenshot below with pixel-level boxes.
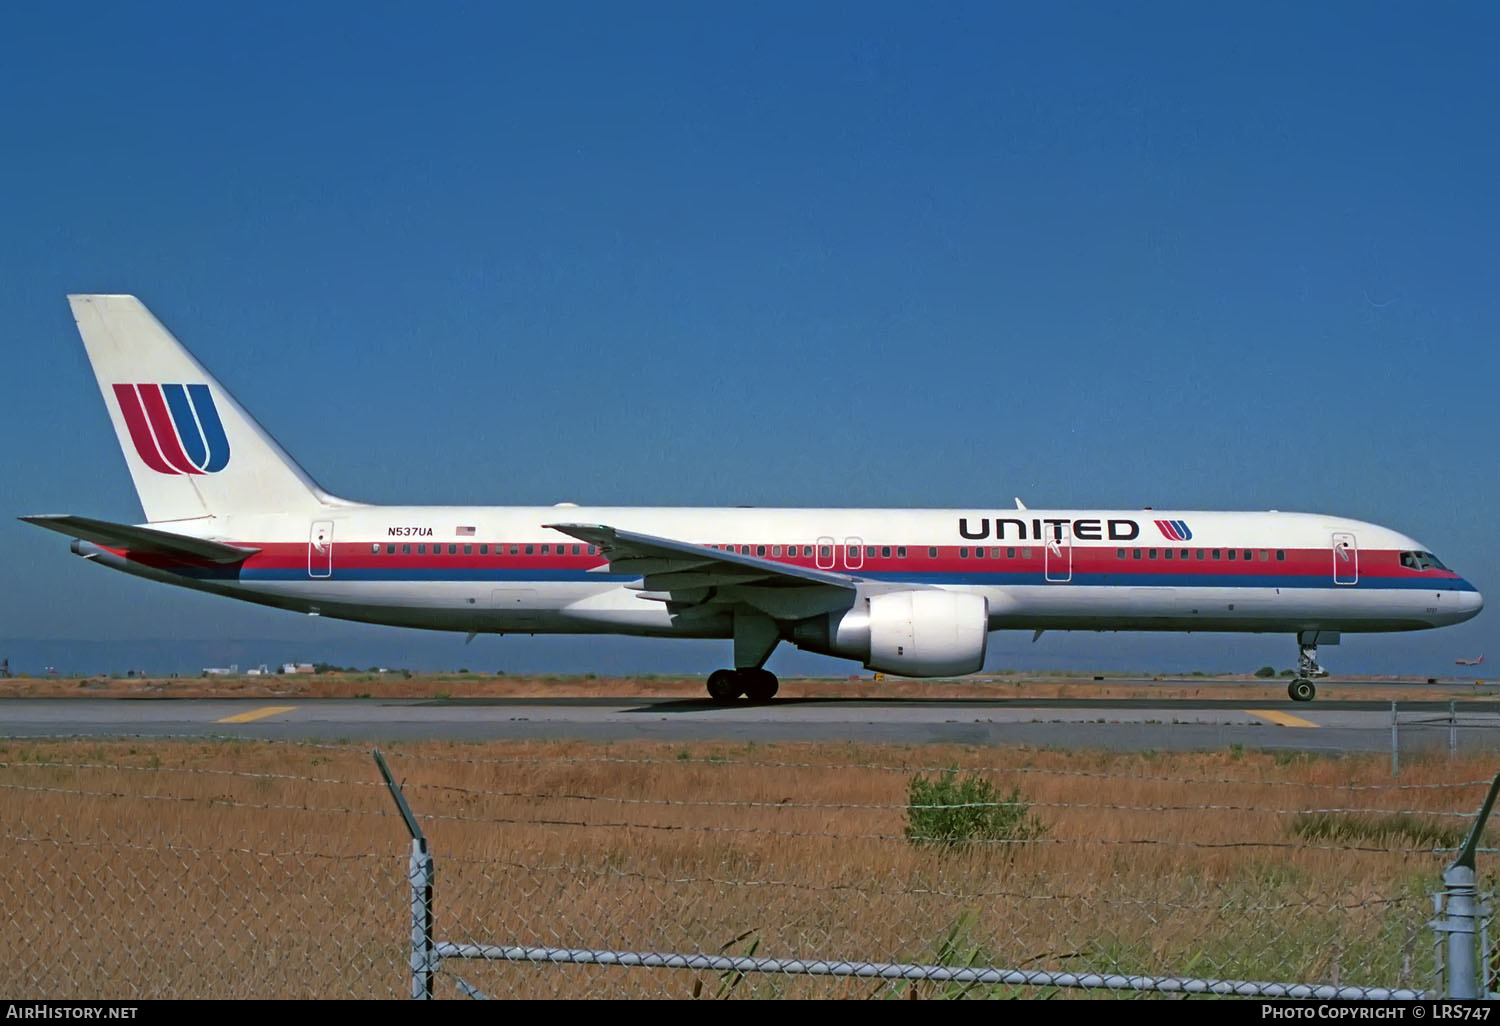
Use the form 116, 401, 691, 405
1288, 678, 1316, 702
706, 669, 742, 704
742, 669, 779, 703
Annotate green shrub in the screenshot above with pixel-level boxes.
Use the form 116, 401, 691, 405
1292, 812, 1467, 850
1254, 665, 1277, 678
905, 769, 1045, 850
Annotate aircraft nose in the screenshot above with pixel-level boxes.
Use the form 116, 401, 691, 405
1460, 584, 1484, 620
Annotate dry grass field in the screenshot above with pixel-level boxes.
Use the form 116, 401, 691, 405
2, 671, 1495, 704
1, 737, 1494, 999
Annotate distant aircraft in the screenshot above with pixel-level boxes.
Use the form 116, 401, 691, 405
1456, 655, 1485, 666
21, 295, 1486, 704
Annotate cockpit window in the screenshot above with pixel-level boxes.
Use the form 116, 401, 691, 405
1401, 551, 1450, 571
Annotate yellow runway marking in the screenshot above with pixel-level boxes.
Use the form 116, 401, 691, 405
1248, 709, 1319, 728
216, 705, 297, 724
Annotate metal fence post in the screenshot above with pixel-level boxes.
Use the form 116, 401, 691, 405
1391, 702, 1399, 778
410, 837, 435, 1000
374, 749, 435, 999
1433, 770, 1500, 999
1450, 700, 1457, 759
1442, 863, 1480, 999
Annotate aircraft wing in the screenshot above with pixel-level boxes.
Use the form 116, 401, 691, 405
20, 514, 260, 564
544, 522, 861, 592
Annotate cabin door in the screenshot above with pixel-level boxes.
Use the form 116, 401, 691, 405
1332, 532, 1358, 585
815, 536, 836, 570
309, 520, 334, 579
1044, 522, 1073, 583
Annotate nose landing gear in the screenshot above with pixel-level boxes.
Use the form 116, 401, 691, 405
1287, 635, 1332, 702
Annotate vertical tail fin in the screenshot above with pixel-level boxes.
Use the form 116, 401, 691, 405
68, 294, 346, 523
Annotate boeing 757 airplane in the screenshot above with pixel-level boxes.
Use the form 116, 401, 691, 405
22, 296, 1484, 703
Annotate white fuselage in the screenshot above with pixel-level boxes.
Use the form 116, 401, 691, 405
80, 505, 1483, 642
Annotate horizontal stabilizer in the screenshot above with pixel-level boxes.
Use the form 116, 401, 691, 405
19, 514, 259, 564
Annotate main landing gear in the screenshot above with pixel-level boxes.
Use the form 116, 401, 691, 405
706, 668, 779, 704
1287, 636, 1331, 703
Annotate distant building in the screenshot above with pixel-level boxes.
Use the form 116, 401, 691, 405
244, 665, 271, 676
282, 663, 315, 674
203, 664, 239, 676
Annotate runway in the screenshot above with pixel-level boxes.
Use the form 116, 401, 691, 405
5, 694, 1500, 753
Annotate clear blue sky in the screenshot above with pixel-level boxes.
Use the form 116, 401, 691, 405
2, 3, 1495, 675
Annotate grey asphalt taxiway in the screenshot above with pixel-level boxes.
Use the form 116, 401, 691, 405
5, 687, 1500, 753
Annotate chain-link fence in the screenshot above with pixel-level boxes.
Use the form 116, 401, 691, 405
1, 736, 1495, 999
1391, 701, 1500, 778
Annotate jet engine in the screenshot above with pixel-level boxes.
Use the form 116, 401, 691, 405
792, 590, 989, 677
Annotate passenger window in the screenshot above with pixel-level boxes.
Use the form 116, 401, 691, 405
479, 544, 487, 555
882, 546, 891, 558
929, 547, 938, 558
371, 544, 380, 554
1196, 549, 1205, 560
1228, 550, 1236, 561
1133, 548, 1142, 559
402, 544, 411, 555
989, 547, 1000, 558
820, 546, 832, 559
1117, 548, 1126, 559
1258, 550, 1268, 561
525, 545, 534, 555
757, 545, 766, 556
573, 545, 581, 555
1244, 550, 1253, 561
1276, 550, 1285, 561
1007, 547, 1016, 558
1180, 549, 1189, 559
960, 548, 969, 558
510, 545, 519, 555
865, 546, 876, 557
1148, 548, 1157, 559
448, 545, 457, 555
897, 547, 907, 558
772, 545, 782, 556
1164, 549, 1173, 560
464, 544, 473, 555
1022, 547, 1032, 559
588, 545, 597, 555
417, 544, 426, 554
975, 547, 985, 559
1212, 549, 1221, 560
740, 545, 750, 555
387, 544, 396, 554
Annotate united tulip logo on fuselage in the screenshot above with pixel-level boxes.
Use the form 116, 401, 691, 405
112, 383, 231, 475
1154, 519, 1193, 541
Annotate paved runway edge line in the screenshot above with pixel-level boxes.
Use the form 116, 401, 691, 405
215, 705, 297, 724
1247, 709, 1319, 728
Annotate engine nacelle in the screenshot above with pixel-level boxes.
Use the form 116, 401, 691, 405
792, 590, 989, 677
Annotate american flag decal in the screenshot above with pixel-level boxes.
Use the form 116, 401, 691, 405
456, 526, 476, 536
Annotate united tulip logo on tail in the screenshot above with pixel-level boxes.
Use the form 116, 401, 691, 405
1154, 519, 1193, 541
112, 383, 231, 475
